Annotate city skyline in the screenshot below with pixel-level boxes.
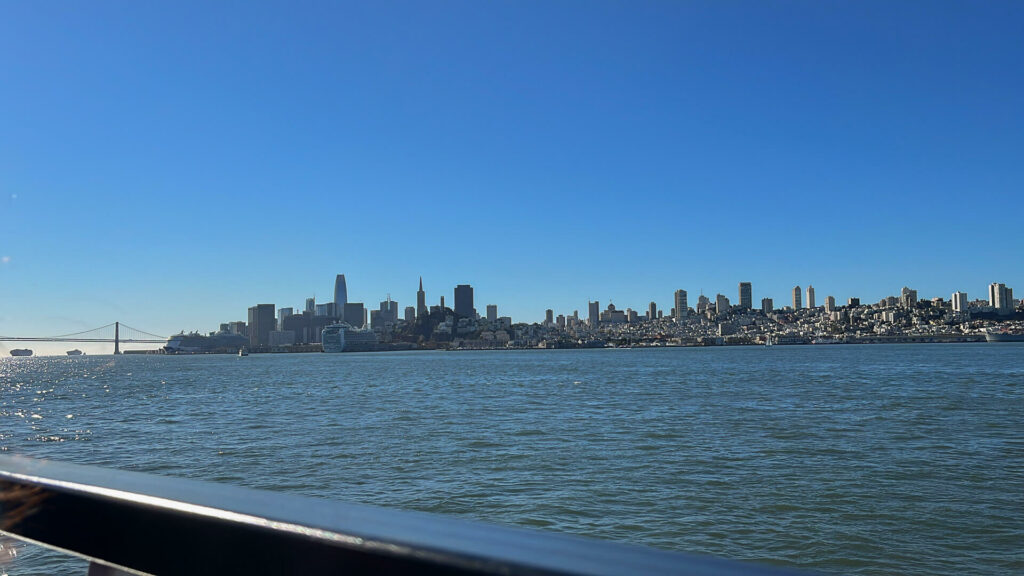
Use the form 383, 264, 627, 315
1, 2, 1022, 349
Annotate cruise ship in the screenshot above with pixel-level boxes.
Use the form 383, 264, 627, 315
321, 323, 378, 353
984, 328, 1024, 342
164, 331, 249, 354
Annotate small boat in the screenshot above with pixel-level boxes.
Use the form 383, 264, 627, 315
10, 349, 33, 357
66, 349, 84, 356
238, 348, 249, 356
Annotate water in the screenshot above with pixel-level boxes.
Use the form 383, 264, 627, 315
1, 345, 1022, 575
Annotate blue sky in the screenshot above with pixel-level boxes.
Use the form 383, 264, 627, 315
1, 1, 1022, 352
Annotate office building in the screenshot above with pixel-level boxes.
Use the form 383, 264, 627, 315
305, 297, 315, 313
334, 274, 347, 311
738, 282, 752, 309
277, 307, 293, 331
417, 277, 427, 318
648, 301, 657, 320
674, 289, 688, 319
545, 309, 554, 326
315, 303, 336, 317
600, 303, 626, 323
847, 297, 861, 307
247, 304, 276, 348
486, 304, 498, 322
697, 294, 710, 314
404, 306, 416, 323
588, 301, 600, 326
454, 284, 474, 317
343, 302, 366, 328
792, 286, 802, 310
761, 298, 773, 314
806, 285, 816, 309
556, 314, 565, 329
952, 291, 968, 314
824, 295, 836, 313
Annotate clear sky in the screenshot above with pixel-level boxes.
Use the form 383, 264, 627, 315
1, 1, 1022, 354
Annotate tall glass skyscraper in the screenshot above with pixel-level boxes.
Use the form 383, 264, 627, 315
334, 274, 347, 320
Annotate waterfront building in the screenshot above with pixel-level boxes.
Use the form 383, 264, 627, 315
988, 283, 1013, 314
305, 297, 315, 313
277, 307, 293, 331
416, 277, 427, 318
343, 303, 366, 328
738, 282, 752, 309
268, 330, 295, 347
761, 298, 773, 313
454, 284, 474, 317
901, 287, 918, 308
588, 301, 600, 326
674, 290, 688, 319
792, 286, 802, 310
824, 295, 836, 313
404, 306, 415, 323
648, 301, 657, 320
715, 294, 730, 315
486, 304, 498, 322
952, 291, 968, 314
334, 274, 347, 311
806, 285, 816, 309
247, 304, 276, 348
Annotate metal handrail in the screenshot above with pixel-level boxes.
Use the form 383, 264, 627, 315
0, 455, 806, 575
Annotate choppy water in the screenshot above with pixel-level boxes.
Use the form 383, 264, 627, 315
1, 345, 1022, 575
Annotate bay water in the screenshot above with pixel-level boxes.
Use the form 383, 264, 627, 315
1, 344, 1021, 575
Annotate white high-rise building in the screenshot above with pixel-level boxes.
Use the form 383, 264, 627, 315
715, 294, 730, 315
674, 289, 688, 319
952, 291, 968, 313
824, 295, 835, 313
901, 286, 918, 308
806, 285, 816, 309
988, 283, 1013, 314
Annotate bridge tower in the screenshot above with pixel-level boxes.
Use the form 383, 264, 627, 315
114, 322, 120, 355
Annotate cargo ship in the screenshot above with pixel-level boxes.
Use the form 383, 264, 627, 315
9, 349, 33, 357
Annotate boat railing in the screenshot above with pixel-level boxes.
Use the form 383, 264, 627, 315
0, 454, 808, 575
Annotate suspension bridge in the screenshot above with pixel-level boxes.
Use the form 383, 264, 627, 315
0, 322, 167, 354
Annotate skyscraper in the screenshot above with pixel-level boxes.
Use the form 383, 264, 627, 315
761, 298, 773, 313
792, 286, 802, 310
416, 277, 426, 318
648, 301, 657, 320
715, 294, 730, 315
588, 301, 600, 326
343, 303, 366, 328
824, 295, 835, 313
305, 297, 315, 313
989, 283, 1013, 314
454, 284, 474, 317
806, 285, 816, 309
404, 306, 416, 323
486, 304, 498, 322
952, 291, 968, 314
247, 304, 275, 348
738, 282, 752, 309
674, 289, 688, 319
334, 274, 347, 310
545, 309, 554, 325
